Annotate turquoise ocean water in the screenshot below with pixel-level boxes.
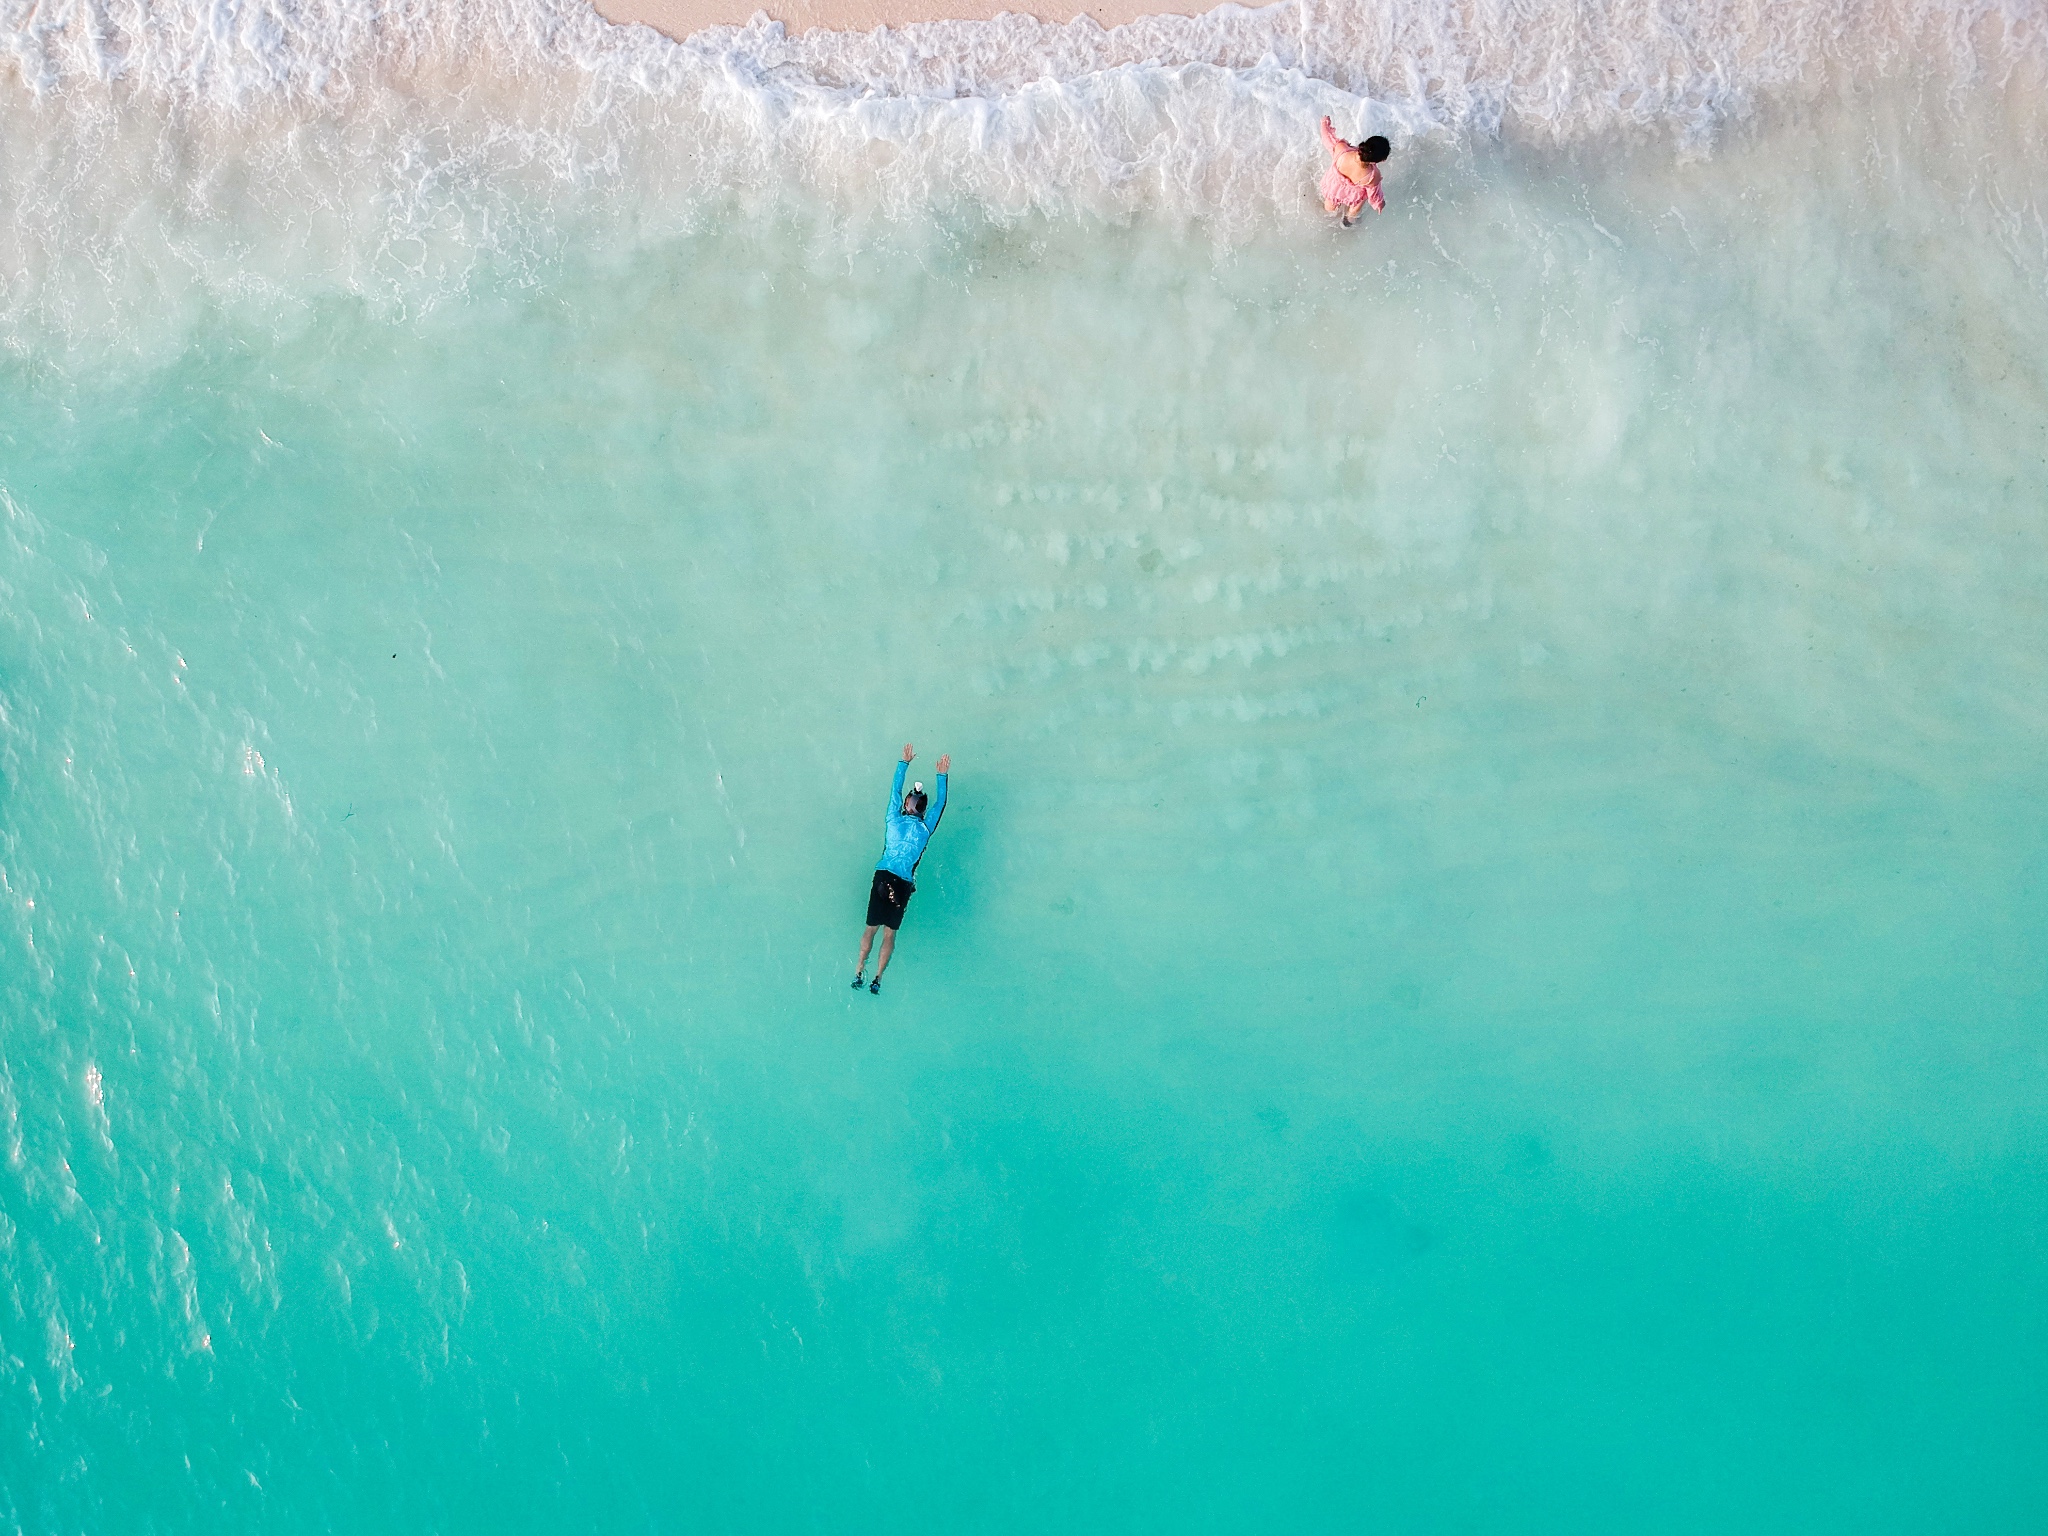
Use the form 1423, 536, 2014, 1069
4, 0, 2047, 1528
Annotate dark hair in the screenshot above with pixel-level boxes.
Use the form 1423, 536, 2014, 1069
1362, 135, 1391, 163
908, 791, 928, 816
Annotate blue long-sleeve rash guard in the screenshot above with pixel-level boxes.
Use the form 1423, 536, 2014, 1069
877, 759, 947, 884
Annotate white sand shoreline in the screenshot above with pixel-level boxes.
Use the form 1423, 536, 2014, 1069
589, 0, 1203, 42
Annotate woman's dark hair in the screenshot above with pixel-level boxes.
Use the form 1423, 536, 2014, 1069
908, 791, 929, 816
1362, 135, 1391, 163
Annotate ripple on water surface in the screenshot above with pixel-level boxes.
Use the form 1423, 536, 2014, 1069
2, 72, 2047, 1536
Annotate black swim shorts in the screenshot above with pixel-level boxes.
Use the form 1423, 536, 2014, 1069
866, 869, 914, 929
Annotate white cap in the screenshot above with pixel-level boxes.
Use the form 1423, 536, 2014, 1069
911, 781, 924, 793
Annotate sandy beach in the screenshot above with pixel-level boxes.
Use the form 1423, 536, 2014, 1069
591, 0, 1195, 39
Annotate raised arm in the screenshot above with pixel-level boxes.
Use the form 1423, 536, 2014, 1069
1320, 115, 1341, 154
924, 754, 950, 831
889, 757, 908, 818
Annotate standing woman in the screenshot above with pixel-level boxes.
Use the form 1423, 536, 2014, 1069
1320, 118, 1389, 226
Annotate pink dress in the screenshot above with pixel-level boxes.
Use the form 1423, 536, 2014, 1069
1319, 117, 1385, 214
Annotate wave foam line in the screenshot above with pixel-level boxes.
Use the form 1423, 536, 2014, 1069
7, 0, 2042, 127
0, 0, 2043, 349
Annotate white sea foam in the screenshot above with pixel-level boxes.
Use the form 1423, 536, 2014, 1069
1, 0, 2042, 346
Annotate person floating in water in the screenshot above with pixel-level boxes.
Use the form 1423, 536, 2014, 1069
852, 743, 949, 995
1320, 117, 1388, 226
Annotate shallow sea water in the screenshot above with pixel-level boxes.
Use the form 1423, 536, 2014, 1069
3, 64, 2047, 1535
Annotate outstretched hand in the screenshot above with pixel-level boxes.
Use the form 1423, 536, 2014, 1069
901, 743, 914, 763
936, 754, 950, 774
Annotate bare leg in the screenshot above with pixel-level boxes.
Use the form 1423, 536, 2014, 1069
872, 926, 898, 981
855, 924, 878, 978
